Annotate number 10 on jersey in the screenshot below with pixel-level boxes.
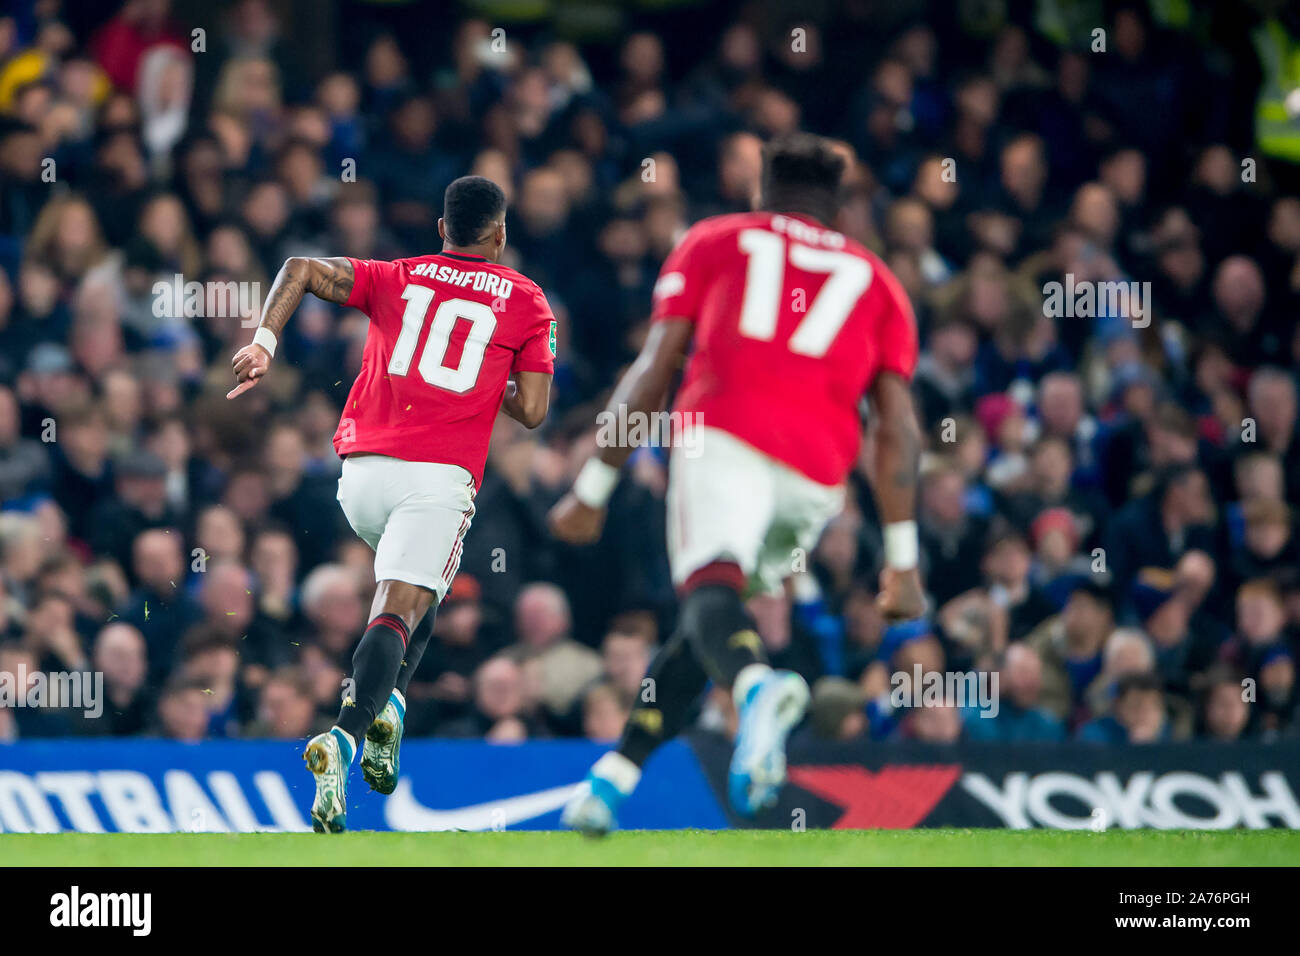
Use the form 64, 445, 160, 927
389, 283, 497, 393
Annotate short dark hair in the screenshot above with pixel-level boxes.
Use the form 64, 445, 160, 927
1153, 462, 1203, 504
1115, 670, 1164, 700
180, 625, 240, 661
442, 175, 506, 246
760, 134, 845, 221
1070, 578, 1116, 613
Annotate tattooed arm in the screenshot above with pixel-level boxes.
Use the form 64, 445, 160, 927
227, 257, 356, 399
865, 371, 926, 621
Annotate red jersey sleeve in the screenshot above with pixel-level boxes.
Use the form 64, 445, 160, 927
512, 284, 557, 375
870, 266, 920, 382
344, 257, 380, 314
650, 223, 713, 323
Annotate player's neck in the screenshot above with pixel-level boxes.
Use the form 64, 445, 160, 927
441, 243, 498, 262
758, 203, 828, 227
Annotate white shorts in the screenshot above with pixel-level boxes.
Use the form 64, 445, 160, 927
666, 425, 846, 593
336, 454, 476, 600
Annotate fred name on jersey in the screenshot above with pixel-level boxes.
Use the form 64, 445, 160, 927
768, 213, 846, 249
411, 260, 514, 300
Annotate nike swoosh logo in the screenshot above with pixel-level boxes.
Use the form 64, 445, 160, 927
384, 778, 582, 831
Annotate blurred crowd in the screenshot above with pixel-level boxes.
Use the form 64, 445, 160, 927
1, 0, 1299, 749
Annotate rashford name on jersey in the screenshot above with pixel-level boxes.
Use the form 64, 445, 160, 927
409, 259, 516, 299
332, 252, 556, 486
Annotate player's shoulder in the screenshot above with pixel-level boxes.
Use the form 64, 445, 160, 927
485, 258, 546, 297
684, 211, 757, 237
459, 254, 545, 297
667, 213, 784, 266
853, 241, 910, 307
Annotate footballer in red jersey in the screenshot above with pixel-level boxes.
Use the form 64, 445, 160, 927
330, 248, 556, 486
649, 208, 918, 487
228, 176, 554, 832
550, 135, 925, 833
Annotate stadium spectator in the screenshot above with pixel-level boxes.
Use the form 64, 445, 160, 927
174, 626, 243, 737
599, 624, 653, 706
0, 384, 48, 500
247, 666, 321, 738
507, 582, 601, 727
83, 621, 152, 736
581, 681, 629, 742
121, 526, 201, 681
297, 562, 365, 663
903, 701, 964, 744
0, 0, 1294, 750
440, 655, 538, 740
806, 676, 869, 742
154, 677, 211, 741
1197, 667, 1252, 742
1077, 671, 1177, 744
964, 643, 1065, 742
1024, 579, 1114, 726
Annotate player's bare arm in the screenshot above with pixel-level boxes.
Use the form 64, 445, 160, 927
502, 370, 552, 429
548, 318, 694, 543
227, 256, 356, 399
865, 370, 926, 622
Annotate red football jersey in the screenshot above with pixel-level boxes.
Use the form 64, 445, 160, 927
332, 252, 556, 485
651, 211, 918, 486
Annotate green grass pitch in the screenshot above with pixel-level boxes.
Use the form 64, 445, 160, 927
3, 829, 1298, 866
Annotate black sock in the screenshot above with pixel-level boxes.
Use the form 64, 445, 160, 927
680, 584, 766, 687
336, 613, 409, 742
617, 628, 710, 767
393, 606, 436, 699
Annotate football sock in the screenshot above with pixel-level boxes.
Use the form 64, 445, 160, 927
335, 612, 409, 742
680, 582, 767, 687
393, 606, 436, 700
387, 689, 406, 722
732, 661, 774, 708
588, 752, 642, 801
617, 628, 710, 767
329, 726, 356, 765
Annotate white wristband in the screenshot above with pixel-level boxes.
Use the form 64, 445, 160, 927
252, 326, 278, 357
883, 520, 919, 570
573, 458, 620, 508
